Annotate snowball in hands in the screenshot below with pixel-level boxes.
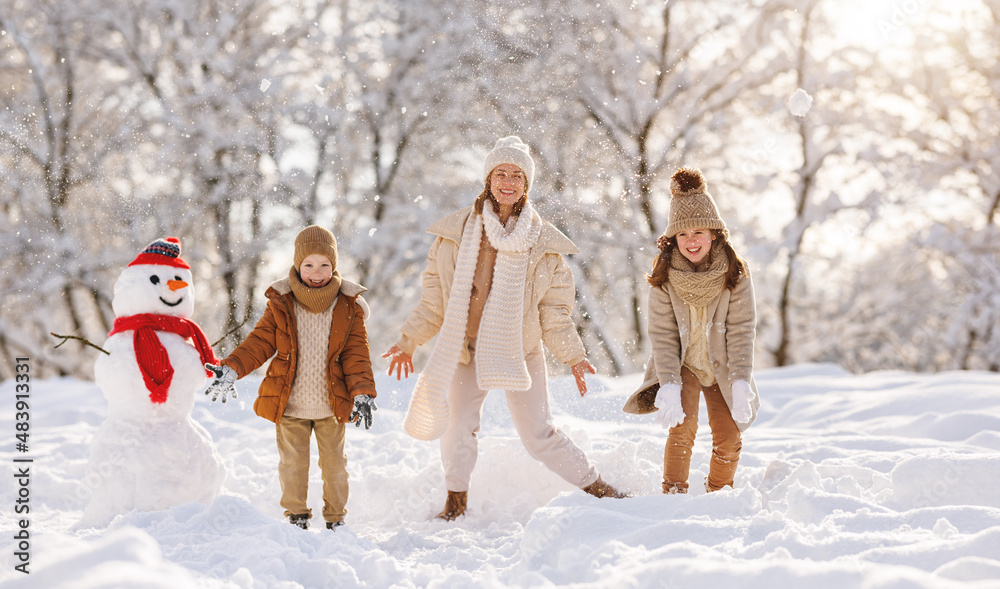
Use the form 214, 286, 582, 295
204, 363, 238, 403
653, 383, 685, 429
730, 380, 754, 423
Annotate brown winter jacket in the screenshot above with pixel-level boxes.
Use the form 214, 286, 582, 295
220, 278, 376, 425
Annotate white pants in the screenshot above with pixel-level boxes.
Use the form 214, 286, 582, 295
441, 348, 599, 492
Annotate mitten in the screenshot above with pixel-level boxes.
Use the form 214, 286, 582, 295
204, 363, 238, 403
730, 380, 754, 423
653, 383, 685, 429
349, 394, 377, 429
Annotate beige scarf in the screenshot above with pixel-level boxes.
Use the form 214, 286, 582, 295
403, 204, 541, 441
668, 241, 728, 307
288, 267, 342, 313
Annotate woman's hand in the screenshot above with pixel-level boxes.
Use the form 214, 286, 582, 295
571, 359, 597, 396
382, 345, 414, 380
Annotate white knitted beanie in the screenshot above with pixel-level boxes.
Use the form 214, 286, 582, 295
483, 136, 535, 188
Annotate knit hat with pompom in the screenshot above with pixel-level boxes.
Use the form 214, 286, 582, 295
665, 168, 728, 238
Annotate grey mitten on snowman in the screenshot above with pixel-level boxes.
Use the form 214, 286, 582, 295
204, 363, 238, 403
730, 380, 754, 423
653, 383, 685, 429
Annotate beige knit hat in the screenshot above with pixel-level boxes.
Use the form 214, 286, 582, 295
293, 225, 338, 270
665, 167, 727, 238
483, 136, 534, 188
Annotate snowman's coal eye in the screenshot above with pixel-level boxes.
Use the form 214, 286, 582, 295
175, 276, 182, 281
150, 276, 160, 285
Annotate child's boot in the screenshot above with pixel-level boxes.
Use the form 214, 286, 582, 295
288, 513, 310, 529
662, 481, 688, 494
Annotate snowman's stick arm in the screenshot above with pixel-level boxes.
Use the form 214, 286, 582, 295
50, 332, 110, 355
211, 316, 252, 349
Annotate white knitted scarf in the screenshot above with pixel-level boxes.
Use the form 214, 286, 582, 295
403, 204, 541, 441
475, 204, 541, 390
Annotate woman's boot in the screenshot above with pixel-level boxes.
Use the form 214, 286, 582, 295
582, 475, 626, 498
436, 490, 467, 520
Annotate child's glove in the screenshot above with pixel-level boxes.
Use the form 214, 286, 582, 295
730, 380, 754, 424
653, 383, 685, 429
204, 363, 238, 403
350, 394, 377, 429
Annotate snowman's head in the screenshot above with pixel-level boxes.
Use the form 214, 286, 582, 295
112, 237, 196, 319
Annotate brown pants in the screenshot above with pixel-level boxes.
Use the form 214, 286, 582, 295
276, 415, 348, 523
663, 367, 742, 493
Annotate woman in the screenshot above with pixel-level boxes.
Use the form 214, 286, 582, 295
384, 136, 624, 520
623, 167, 758, 494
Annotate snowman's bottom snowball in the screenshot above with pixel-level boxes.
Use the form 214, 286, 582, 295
79, 416, 227, 528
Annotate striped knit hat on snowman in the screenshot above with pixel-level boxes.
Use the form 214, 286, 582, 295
128, 237, 190, 269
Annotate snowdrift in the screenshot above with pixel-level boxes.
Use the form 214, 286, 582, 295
2, 363, 999, 588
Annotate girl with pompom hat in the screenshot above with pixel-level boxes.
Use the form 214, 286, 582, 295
623, 167, 759, 494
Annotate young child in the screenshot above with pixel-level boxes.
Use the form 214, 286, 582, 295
628, 167, 759, 494
204, 225, 377, 529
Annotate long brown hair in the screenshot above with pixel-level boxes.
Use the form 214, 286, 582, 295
646, 230, 748, 291
474, 170, 529, 216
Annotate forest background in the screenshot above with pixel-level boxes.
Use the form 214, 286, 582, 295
1, 0, 998, 381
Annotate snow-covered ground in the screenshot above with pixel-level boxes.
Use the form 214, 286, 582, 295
2, 363, 1000, 588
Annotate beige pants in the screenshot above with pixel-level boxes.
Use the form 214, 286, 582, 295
441, 348, 599, 492
276, 415, 348, 523
663, 367, 742, 493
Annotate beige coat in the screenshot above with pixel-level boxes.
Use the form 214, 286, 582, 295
642, 268, 760, 431
397, 206, 586, 366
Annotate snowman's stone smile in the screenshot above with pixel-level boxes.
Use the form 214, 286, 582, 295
159, 296, 184, 307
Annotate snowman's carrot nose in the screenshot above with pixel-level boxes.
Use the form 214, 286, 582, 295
167, 280, 189, 291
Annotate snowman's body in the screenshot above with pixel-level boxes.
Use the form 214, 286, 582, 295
95, 329, 206, 421
80, 241, 226, 528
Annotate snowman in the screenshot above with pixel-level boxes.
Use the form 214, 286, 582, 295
79, 237, 227, 528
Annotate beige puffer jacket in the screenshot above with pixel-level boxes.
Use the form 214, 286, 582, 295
396, 206, 587, 366
645, 267, 760, 431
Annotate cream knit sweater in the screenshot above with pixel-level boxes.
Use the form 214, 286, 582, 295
283, 298, 337, 420
685, 305, 717, 387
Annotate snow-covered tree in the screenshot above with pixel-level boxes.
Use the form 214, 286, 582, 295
414, 0, 797, 374
88, 0, 344, 351
887, 0, 1000, 370
0, 0, 148, 376
3, 0, 998, 378
740, 0, 892, 367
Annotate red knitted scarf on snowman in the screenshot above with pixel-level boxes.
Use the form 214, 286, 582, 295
109, 314, 219, 404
